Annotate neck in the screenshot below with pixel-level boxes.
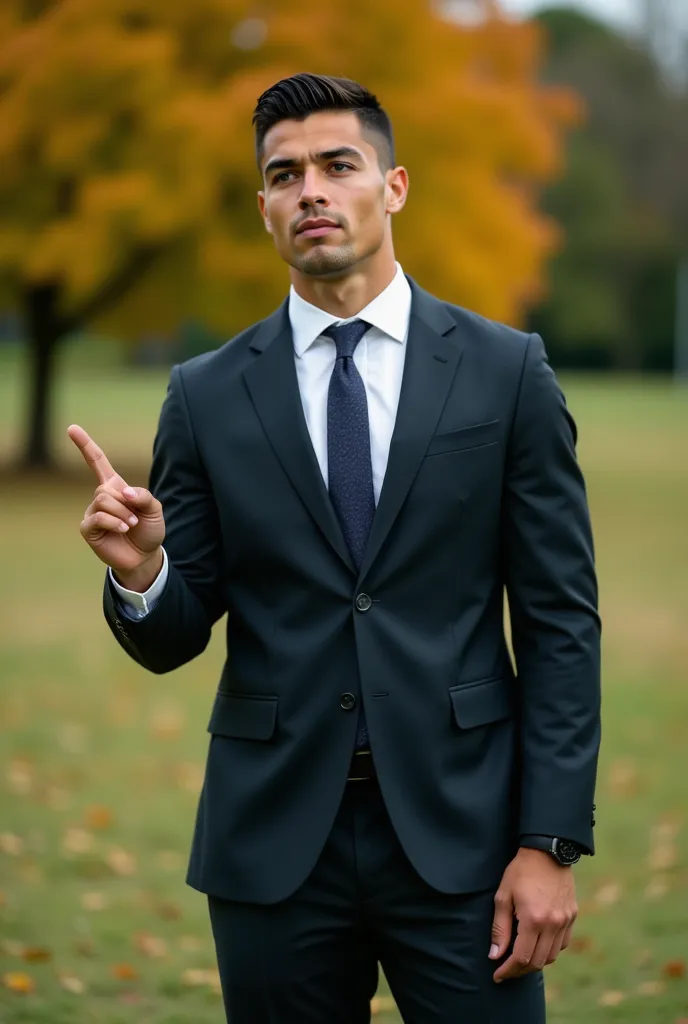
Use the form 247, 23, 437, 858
290, 250, 397, 319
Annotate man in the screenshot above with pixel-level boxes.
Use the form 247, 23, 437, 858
69, 73, 601, 1023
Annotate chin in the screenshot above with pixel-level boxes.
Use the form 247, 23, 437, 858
296, 244, 358, 278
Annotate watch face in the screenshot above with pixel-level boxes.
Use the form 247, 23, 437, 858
555, 839, 581, 865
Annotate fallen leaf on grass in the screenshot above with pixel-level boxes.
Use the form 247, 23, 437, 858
594, 881, 622, 907
20, 946, 51, 963
1, 940, 24, 956
155, 850, 184, 871
182, 967, 222, 991
371, 995, 397, 1014
111, 963, 140, 981
570, 936, 593, 954
73, 939, 96, 957
118, 991, 144, 1004
7, 758, 33, 795
652, 821, 681, 841
598, 990, 625, 1006
106, 846, 137, 876
649, 844, 679, 871
81, 891, 108, 911
644, 876, 669, 900
59, 974, 85, 994
2, 972, 35, 994
663, 959, 686, 979
0, 833, 24, 855
607, 758, 639, 797
133, 932, 168, 959
107, 691, 139, 727
544, 984, 561, 1004
84, 805, 114, 830
62, 827, 94, 856
150, 700, 186, 740
156, 900, 183, 920
19, 862, 43, 884
45, 787, 71, 811
637, 980, 665, 996
176, 761, 204, 793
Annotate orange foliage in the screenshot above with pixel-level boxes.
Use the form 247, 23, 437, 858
0, 0, 580, 336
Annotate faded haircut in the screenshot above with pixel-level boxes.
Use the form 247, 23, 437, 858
252, 73, 395, 172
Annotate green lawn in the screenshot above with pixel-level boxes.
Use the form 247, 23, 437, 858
1, 346, 687, 1022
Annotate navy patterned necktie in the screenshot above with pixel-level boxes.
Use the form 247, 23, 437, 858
323, 318, 375, 749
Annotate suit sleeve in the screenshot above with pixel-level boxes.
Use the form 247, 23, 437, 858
502, 333, 601, 853
103, 364, 226, 673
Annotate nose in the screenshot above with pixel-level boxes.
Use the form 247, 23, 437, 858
298, 167, 329, 210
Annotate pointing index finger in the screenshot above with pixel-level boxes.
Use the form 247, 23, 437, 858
67, 424, 117, 485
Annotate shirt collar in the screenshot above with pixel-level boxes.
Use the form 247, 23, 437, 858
289, 262, 411, 358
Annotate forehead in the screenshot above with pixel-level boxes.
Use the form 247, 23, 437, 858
260, 111, 373, 166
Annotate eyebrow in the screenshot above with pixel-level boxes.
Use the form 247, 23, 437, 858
264, 147, 364, 178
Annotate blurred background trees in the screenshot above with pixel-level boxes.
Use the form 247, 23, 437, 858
0, 0, 686, 468
0, 0, 577, 467
527, 5, 688, 371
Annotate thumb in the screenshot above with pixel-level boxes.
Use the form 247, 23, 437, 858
122, 486, 158, 511
489, 890, 514, 959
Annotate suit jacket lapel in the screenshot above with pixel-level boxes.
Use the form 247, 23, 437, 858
242, 302, 357, 574
357, 279, 464, 582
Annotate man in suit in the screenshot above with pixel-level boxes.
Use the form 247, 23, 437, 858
69, 73, 601, 1023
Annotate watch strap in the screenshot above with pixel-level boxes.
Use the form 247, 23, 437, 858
521, 835, 583, 865
520, 834, 556, 853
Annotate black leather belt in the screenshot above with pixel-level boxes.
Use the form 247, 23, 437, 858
347, 749, 375, 781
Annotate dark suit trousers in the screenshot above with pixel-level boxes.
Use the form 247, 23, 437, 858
207, 778, 545, 1023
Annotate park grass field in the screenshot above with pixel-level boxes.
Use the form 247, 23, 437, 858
1, 344, 687, 1022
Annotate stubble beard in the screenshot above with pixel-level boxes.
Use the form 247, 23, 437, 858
294, 241, 359, 278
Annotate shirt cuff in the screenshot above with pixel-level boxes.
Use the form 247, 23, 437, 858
108, 548, 169, 620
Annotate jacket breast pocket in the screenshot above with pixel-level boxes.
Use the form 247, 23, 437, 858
425, 419, 500, 458
207, 691, 278, 741
449, 676, 513, 729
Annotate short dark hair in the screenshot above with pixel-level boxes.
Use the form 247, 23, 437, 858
252, 73, 395, 172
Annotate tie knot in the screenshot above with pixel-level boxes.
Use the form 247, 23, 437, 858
323, 319, 371, 359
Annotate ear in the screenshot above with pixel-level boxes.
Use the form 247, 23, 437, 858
385, 167, 409, 216
257, 191, 273, 235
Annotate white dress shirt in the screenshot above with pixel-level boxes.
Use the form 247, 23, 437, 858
112, 262, 412, 618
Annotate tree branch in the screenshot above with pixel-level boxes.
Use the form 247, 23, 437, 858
61, 245, 163, 334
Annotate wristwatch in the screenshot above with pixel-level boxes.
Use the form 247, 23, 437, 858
520, 835, 583, 866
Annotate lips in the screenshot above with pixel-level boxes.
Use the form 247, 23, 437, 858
296, 219, 340, 238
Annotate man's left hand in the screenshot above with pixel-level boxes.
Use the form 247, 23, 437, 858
489, 847, 578, 983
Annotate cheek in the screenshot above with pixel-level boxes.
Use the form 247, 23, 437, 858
351, 186, 386, 231
266, 207, 290, 245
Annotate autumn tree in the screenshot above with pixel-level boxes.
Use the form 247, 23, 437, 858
0, 0, 578, 468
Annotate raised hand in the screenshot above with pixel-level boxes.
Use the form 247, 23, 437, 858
68, 424, 165, 589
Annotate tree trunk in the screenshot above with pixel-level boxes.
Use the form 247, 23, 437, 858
18, 249, 160, 469
22, 284, 65, 470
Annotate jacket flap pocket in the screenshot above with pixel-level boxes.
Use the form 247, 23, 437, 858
450, 676, 513, 729
207, 692, 278, 741
426, 419, 500, 457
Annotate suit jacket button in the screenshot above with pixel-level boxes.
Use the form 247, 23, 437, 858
340, 693, 356, 711
355, 593, 372, 612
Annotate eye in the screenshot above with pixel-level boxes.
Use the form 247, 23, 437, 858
273, 171, 295, 184
330, 162, 353, 173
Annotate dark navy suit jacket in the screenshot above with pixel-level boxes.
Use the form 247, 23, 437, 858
103, 278, 601, 904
